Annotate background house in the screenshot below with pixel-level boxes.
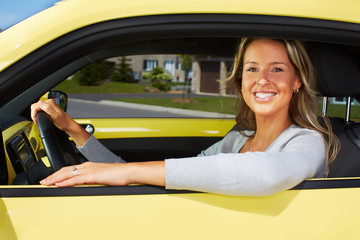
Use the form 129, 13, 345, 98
109, 55, 187, 83
192, 55, 234, 95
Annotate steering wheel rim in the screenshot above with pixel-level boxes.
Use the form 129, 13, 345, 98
36, 111, 67, 172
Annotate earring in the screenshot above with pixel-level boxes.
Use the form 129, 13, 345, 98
294, 88, 299, 93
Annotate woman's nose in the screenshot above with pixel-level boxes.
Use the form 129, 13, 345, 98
256, 75, 270, 86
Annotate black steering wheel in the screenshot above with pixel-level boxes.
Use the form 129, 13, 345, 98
37, 111, 80, 172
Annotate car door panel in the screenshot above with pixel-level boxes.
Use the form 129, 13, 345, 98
1, 184, 360, 239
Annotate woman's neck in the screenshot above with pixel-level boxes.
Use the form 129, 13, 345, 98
250, 115, 293, 152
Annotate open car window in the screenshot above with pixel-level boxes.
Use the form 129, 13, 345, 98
53, 54, 237, 119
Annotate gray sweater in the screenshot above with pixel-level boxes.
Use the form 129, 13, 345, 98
77, 124, 326, 196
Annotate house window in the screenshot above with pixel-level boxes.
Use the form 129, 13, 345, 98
143, 60, 158, 71
164, 61, 175, 75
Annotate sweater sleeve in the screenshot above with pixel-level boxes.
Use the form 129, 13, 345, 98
165, 129, 325, 196
77, 134, 126, 163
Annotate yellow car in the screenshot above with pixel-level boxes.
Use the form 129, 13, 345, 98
1, 0, 360, 239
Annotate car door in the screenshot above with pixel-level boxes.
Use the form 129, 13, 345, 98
1, 179, 360, 239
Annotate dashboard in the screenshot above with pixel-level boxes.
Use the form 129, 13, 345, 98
0, 114, 46, 185
6, 126, 37, 174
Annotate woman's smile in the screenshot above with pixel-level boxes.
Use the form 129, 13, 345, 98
253, 90, 278, 102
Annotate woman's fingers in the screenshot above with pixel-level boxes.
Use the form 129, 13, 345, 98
54, 174, 87, 187
30, 102, 44, 125
38, 99, 63, 123
31, 99, 69, 131
31, 99, 58, 122
40, 165, 76, 186
40, 162, 130, 187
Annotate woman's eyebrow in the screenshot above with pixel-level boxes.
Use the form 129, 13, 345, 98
244, 61, 257, 65
244, 61, 289, 66
272, 61, 287, 65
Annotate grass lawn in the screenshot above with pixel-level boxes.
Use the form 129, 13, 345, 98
327, 104, 360, 122
114, 97, 238, 115
55, 79, 146, 93
114, 97, 360, 121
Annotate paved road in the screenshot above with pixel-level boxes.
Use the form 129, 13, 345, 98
67, 98, 196, 118
68, 92, 211, 101
67, 99, 197, 118
66, 93, 234, 119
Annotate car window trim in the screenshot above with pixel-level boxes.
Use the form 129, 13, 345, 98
1, 178, 360, 198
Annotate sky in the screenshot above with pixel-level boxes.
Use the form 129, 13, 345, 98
0, 0, 60, 31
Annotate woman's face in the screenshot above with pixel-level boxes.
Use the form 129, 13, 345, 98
241, 39, 302, 119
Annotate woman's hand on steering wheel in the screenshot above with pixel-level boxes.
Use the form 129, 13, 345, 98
31, 99, 72, 132
31, 100, 90, 147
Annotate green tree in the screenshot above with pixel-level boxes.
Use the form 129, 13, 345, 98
142, 67, 172, 91
178, 55, 194, 98
178, 55, 193, 76
75, 60, 107, 86
111, 56, 135, 83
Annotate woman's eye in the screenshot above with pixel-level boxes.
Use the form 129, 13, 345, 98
246, 67, 258, 72
272, 67, 284, 72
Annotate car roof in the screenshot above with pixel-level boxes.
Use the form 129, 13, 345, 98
1, 0, 360, 71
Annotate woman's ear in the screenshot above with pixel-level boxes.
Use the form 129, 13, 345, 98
294, 76, 302, 91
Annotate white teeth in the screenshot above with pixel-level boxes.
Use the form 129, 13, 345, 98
255, 92, 276, 98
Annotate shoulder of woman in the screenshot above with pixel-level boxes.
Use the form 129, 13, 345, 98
280, 125, 325, 151
269, 125, 324, 151
287, 124, 323, 139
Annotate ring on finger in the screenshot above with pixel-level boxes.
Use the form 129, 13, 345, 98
72, 166, 78, 176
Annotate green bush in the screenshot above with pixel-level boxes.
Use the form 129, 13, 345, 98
151, 80, 171, 91
111, 57, 135, 83
142, 67, 172, 91
75, 60, 107, 86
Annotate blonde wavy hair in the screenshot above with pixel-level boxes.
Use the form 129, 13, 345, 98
227, 37, 339, 175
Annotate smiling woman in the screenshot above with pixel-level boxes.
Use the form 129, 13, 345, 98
241, 39, 301, 119
228, 38, 339, 168
31, 37, 338, 197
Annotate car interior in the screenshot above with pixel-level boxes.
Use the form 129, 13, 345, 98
314, 43, 360, 177
1, 14, 360, 187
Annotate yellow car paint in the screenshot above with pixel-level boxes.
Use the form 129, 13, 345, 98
1, 0, 360, 71
75, 118, 236, 139
1, 187, 360, 239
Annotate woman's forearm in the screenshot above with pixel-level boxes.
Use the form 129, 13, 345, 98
64, 118, 91, 147
128, 161, 165, 186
